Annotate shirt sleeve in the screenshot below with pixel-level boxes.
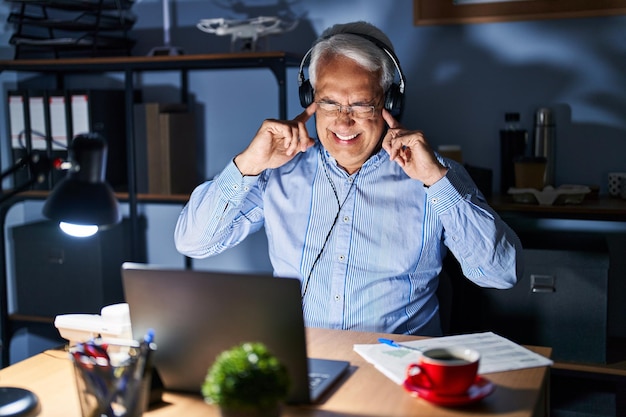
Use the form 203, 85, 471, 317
174, 160, 265, 258
425, 162, 523, 289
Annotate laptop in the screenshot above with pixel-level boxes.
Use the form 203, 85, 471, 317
121, 263, 349, 404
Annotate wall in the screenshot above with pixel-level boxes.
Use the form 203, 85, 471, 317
120, 0, 626, 192
125, 0, 626, 294
4, 1, 623, 190
0, 3, 12, 59
124, 1, 626, 276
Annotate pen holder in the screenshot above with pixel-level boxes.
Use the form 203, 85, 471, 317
70, 338, 156, 417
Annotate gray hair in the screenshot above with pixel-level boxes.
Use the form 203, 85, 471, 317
309, 21, 397, 93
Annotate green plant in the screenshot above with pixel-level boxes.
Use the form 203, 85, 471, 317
202, 342, 290, 412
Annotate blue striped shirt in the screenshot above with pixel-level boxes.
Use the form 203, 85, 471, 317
175, 142, 521, 336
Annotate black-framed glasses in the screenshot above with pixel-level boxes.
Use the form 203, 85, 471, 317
315, 101, 378, 119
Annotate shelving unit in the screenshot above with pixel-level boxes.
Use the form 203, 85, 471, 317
7, 0, 136, 59
6, 0, 136, 59
0, 51, 300, 254
0, 52, 301, 367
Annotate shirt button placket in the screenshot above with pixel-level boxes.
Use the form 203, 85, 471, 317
329, 176, 355, 328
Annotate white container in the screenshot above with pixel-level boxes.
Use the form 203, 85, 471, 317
55, 303, 132, 345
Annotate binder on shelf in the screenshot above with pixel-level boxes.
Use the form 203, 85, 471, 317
28, 93, 46, 150
7, 91, 30, 189
8, 92, 26, 152
70, 92, 90, 138
159, 109, 197, 195
6, 89, 136, 191
7, 90, 68, 190
48, 92, 69, 150
46, 91, 70, 187
134, 102, 198, 195
69, 89, 135, 190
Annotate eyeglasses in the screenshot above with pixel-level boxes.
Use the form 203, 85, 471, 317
315, 101, 378, 119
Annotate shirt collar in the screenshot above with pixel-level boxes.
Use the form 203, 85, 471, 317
317, 143, 389, 176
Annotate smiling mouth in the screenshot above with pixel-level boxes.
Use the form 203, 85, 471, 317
334, 132, 359, 141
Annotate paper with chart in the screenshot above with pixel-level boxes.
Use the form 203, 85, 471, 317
354, 332, 553, 385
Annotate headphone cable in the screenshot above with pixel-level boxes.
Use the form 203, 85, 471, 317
301, 148, 359, 302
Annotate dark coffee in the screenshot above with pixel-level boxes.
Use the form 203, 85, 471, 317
426, 352, 471, 364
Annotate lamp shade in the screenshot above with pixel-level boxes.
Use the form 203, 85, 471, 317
43, 133, 121, 228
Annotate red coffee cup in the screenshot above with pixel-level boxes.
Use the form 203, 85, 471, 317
406, 346, 480, 396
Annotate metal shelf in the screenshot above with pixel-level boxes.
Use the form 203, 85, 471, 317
0, 52, 301, 367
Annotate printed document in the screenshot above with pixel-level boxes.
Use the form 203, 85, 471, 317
354, 332, 553, 385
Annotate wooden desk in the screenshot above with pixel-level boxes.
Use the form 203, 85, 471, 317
0, 328, 551, 417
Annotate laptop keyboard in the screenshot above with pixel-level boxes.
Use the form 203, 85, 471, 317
308, 372, 330, 390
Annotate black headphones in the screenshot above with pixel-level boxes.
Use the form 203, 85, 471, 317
298, 32, 406, 117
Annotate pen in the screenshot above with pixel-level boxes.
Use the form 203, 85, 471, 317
136, 329, 156, 379
378, 338, 424, 353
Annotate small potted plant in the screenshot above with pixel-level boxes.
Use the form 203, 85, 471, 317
202, 342, 290, 417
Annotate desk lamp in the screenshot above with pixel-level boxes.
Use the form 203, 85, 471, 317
0, 133, 120, 415
43, 132, 121, 237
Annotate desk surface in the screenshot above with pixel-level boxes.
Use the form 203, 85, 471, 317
489, 194, 626, 222
16, 191, 626, 221
0, 328, 551, 417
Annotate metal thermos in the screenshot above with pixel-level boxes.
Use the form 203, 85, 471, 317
533, 108, 556, 186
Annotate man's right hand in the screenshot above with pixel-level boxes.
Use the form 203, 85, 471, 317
234, 103, 317, 176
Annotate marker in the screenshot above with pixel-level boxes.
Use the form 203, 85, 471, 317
143, 328, 155, 345
378, 338, 424, 353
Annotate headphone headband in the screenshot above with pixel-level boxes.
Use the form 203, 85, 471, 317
298, 32, 406, 117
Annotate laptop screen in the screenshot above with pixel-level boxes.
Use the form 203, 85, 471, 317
121, 263, 318, 403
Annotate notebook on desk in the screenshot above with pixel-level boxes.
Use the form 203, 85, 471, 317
121, 263, 349, 404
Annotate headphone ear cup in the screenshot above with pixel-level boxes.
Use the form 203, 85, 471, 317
384, 83, 403, 116
299, 79, 315, 108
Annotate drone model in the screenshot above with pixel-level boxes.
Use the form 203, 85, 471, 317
197, 16, 298, 51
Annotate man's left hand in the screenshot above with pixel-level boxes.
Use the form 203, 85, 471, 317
381, 110, 448, 187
